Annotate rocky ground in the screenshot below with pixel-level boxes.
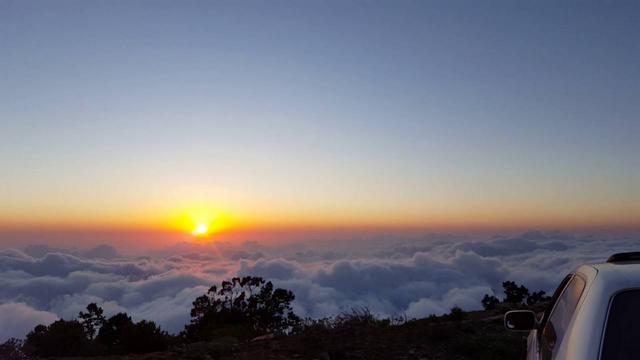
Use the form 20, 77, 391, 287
49, 309, 530, 360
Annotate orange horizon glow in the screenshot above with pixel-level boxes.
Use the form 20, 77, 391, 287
1, 196, 639, 247
1, 211, 639, 234
0, 202, 639, 228
2, 166, 638, 242
1, 211, 638, 254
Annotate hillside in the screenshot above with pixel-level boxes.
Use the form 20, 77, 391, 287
49, 309, 528, 360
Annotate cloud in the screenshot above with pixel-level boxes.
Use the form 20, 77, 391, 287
0, 231, 637, 342
0, 303, 58, 341
82, 245, 120, 259
23, 244, 121, 260
456, 235, 569, 257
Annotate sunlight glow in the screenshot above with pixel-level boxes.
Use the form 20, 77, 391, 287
167, 205, 233, 241
192, 223, 208, 237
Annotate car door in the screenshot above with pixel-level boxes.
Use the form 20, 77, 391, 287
527, 275, 571, 360
537, 274, 586, 360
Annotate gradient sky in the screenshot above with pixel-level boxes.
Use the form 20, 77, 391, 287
1, 0, 639, 246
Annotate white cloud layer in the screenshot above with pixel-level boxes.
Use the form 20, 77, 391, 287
0, 231, 637, 342
0, 303, 58, 341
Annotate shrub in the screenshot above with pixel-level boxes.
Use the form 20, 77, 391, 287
448, 306, 467, 322
333, 308, 379, 328
0, 338, 29, 360
427, 314, 439, 323
23, 320, 92, 357
527, 290, 551, 306
481, 294, 500, 310
96, 312, 134, 354
97, 313, 171, 354
123, 320, 172, 354
502, 281, 530, 304
482, 281, 552, 310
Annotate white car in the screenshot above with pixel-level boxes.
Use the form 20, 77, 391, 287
504, 252, 640, 360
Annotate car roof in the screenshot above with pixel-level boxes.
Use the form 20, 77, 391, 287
584, 261, 640, 290
556, 261, 640, 360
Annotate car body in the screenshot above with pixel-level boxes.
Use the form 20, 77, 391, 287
505, 252, 640, 360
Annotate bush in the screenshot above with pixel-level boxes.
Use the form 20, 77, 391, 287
448, 306, 467, 322
333, 308, 379, 328
0, 338, 29, 360
96, 312, 134, 354
97, 313, 171, 354
481, 281, 552, 311
23, 304, 170, 357
503, 281, 530, 304
124, 320, 172, 354
427, 314, 439, 323
481, 294, 500, 310
182, 276, 300, 341
23, 320, 92, 357
527, 290, 551, 306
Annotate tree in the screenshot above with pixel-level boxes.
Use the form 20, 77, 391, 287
502, 281, 530, 304
481, 294, 500, 310
97, 312, 171, 354
78, 302, 106, 339
183, 276, 300, 341
96, 312, 134, 354
527, 290, 551, 306
124, 320, 172, 354
23, 320, 91, 357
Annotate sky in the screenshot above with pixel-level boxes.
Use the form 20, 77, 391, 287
1, 0, 639, 250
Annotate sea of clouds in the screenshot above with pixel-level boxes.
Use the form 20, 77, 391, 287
0, 230, 637, 341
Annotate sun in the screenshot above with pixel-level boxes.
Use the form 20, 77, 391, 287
169, 207, 231, 240
192, 223, 209, 237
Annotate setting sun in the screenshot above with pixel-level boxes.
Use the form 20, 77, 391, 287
192, 223, 208, 237
167, 206, 233, 240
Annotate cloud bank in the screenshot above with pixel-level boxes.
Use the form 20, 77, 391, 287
0, 231, 637, 342
0, 303, 58, 341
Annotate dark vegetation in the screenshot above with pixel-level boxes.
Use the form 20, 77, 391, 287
0, 277, 550, 359
182, 276, 299, 341
481, 281, 551, 311
20, 309, 173, 357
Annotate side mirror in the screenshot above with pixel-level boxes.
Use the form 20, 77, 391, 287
504, 310, 537, 331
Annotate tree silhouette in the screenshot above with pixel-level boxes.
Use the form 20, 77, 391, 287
96, 312, 134, 353
481, 281, 552, 310
96, 312, 170, 354
124, 320, 172, 354
78, 302, 106, 340
502, 281, 530, 304
183, 276, 300, 341
23, 320, 91, 357
481, 294, 500, 310
526, 290, 551, 305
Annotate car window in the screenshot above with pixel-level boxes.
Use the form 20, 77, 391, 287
540, 275, 572, 323
601, 290, 640, 360
540, 275, 586, 360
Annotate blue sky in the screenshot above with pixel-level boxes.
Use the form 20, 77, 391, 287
1, 0, 639, 237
